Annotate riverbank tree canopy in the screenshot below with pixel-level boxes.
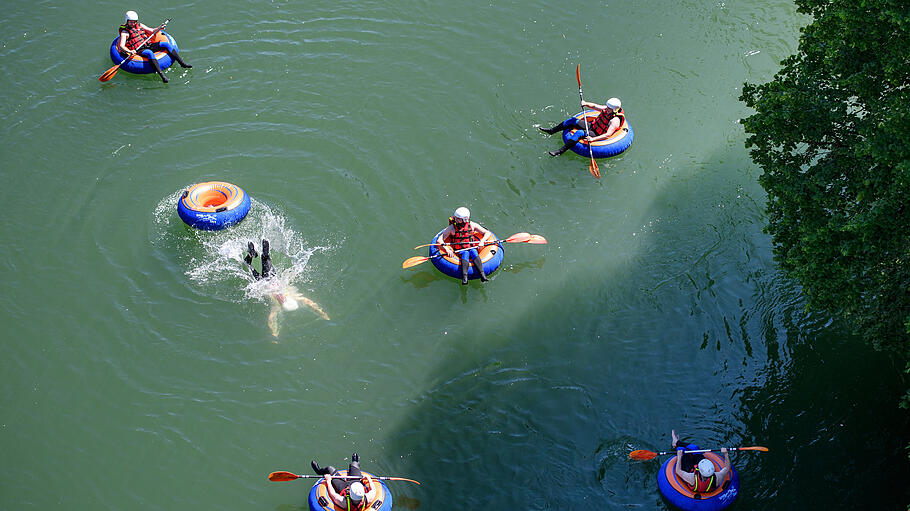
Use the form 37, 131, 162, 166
739, 0, 908, 356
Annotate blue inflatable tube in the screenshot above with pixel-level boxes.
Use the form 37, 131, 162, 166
657, 452, 739, 511
177, 181, 251, 231
561, 110, 634, 158
307, 472, 393, 511
108, 32, 177, 75
428, 229, 503, 280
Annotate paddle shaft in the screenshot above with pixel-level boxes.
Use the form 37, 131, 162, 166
660, 447, 760, 456
269, 471, 421, 485
575, 65, 600, 177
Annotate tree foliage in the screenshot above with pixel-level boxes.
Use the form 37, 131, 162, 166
740, 0, 910, 354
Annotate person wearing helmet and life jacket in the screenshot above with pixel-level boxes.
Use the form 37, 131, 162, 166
243, 240, 330, 338
539, 97, 624, 156
438, 207, 494, 285
116, 10, 192, 83
672, 430, 731, 494
311, 453, 378, 511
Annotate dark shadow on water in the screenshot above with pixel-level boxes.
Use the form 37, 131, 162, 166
383, 144, 910, 510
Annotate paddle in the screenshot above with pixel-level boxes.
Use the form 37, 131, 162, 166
575, 64, 600, 179
268, 471, 421, 485
403, 233, 548, 268
413, 232, 532, 250
629, 446, 769, 461
402, 241, 502, 269
99, 19, 170, 82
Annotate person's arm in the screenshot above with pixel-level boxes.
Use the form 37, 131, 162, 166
268, 304, 280, 337
323, 475, 346, 506
116, 32, 133, 54
581, 100, 607, 111
675, 450, 695, 486
715, 447, 731, 481
363, 474, 378, 501
292, 293, 330, 320
472, 222, 493, 246
439, 226, 455, 256
138, 22, 156, 33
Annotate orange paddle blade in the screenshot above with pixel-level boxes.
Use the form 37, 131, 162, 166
526, 235, 547, 244
503, 232, 531, 243
739, 446, 770, 452
99, 64, 121, 82
576, 64, 582, 87
402, 256, 430, 269
589, 159, 600, 179
268, 471, 301, 482
386, 477, 421, 485
629, 450, 659, 461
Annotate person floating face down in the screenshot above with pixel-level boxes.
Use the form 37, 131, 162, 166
244, 240, 330, 338
539, 97, 624, 156
671, 429, 732, 493
311, 453, 378, 511
116, 10, 192, 83
438, 207, 494, 285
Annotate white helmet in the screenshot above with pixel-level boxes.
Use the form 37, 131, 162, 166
349, 482, 365, 501
606, 97, 621, 110
453, 207, 470, 221
125, 10, 139, 22
697, 458, 715, 478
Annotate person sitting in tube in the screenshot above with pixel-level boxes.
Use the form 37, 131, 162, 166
438, 207, 494, 285
671, 429, 731, 493
539, 97, 624, 156
244, 240, 330, 337
311, 453, 378, 511
117, 10, 191, 83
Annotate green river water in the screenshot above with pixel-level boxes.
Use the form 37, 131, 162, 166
1, 0, 907, 509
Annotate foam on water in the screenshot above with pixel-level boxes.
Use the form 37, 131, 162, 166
152, 188, 330, 304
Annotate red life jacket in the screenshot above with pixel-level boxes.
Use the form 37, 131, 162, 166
590, 107, 624, 136
690, 472, 717, 493
449, 219, 476, 251
120, 21, 152, 51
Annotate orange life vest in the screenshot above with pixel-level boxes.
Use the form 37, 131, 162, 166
120, 21, 152, 51
590, 107, 624, 136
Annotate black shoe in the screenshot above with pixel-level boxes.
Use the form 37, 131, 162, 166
549, 141, 574, 157
170, 50, 193, 68
247, 242, 258, 259
262, 239, 270, 257
539, 125, 560, 135
351, 452, 359, 462
472, 258, 488, 282
311, 461, 330, 475
460, 260, 470, 285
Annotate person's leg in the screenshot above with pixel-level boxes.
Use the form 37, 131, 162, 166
548, 129, 586, 157
311, 461, 334, 475
539, 117, 581, 135
261, 240, 272, 278
329, 468, 347, 494
471, 256, 488, 282
154, 40, 192, 68
245, 242, 261, 279
459, 251, 471, 285
140, 48, 168, 83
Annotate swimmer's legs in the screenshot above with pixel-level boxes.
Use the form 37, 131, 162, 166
261, 240, 272, 278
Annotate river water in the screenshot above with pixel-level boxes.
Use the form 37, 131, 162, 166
1, 0, 907, 509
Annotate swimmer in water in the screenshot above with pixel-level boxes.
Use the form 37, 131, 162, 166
244, 239, 330, 337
